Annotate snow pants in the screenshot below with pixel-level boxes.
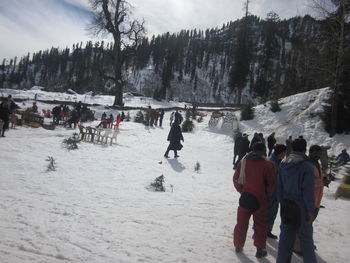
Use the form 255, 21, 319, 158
233, 204, 267, 249
277, 202, 317, 263
267, 187, 278, 232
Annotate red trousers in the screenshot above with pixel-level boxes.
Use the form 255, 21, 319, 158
233, 204, 267, 249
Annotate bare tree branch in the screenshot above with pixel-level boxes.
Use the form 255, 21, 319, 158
87, 0, 146, 106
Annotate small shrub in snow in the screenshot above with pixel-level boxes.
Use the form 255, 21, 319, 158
46, 156, 57, 172
182, 110, 194, 132
270, 100, 281, 113
147, 175, 166, 192
63, 133, 80, 150
240, 103, 255, 121
194, 162, 201, 173
134, 110, 145, 124
125, 112, 131, 121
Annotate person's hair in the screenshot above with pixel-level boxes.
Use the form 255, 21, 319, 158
274, 144, 287, 155
292, 138, 307, 152
309, 145, 322, 154
252, 142, 266, 152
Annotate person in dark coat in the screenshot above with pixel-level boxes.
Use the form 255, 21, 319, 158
267, 144, 287, 239
159, 109, 165, 127
250, 133, 261, 150
286, 136, 293, 156
52, 105, 62, 124
174, 110, 183, 124
0, 96, 18, 137
234, 134, 250, 169
233, 132, 243, 165
164, 119, 184, 158
267, 132, 277, 156
120, 111, 125, 122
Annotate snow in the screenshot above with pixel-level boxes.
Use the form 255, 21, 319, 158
0, 87, 350, 263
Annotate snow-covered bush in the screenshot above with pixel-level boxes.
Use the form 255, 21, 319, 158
270, 100, 281, 113
182, 110, 194, 132
46, 156, 57, 172
63, 133, 80, 150
147, 175, 166, 192
134, 110, 145, 123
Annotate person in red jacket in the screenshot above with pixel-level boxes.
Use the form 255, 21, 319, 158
233, 142, 275, 258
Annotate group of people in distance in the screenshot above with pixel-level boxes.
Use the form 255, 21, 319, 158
232, 132, 341, 262
96, 111, 125, 129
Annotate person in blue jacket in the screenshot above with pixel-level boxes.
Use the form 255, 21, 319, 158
337, 149, 350, 165
276, 138, 317, 263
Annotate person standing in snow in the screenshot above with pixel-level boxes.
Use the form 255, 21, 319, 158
267, 144, 287, 239
234, 133, 250, 169
320, 145, 330, 174
250, 132, 261, 150
267, 132, 276, 156
293, 144, 325, 256
159, 109, 165, 127
286, 136, 293, 156
0, 95, 18, 137
164, 119, 184, 158
169, 111, 175, 126
174, 110, 183, 124
233, 142, 275, 258
337, 149, 350, 165
120, 111, 125, 122
52, 105, 62, 124
233, 132, 243, 166
276, 138, 317, 263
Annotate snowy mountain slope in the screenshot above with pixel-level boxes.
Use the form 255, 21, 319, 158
0, 87, 349, 263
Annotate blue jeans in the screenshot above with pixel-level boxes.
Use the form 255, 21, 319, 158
267, 188, 278, 232
276, 203, 317, 263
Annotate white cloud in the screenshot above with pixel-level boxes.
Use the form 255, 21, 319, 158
0, 0, 91, 60
0, 0, 312, 60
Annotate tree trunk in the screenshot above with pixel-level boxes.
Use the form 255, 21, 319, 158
112, 41, 123, 106
330, 1, 346, 137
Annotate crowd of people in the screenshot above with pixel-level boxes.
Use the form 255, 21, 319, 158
51, 101, 96, 128
96, 111, 126, 129
231, 132, 349, 261
144, 106, 165, 127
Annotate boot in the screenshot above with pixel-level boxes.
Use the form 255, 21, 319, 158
256, 248, 267, 258
235, 247, 243, 253
267, 231, 278, 239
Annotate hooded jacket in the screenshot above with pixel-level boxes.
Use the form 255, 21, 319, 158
278, 152, 315, 213
233, 151, 275, 203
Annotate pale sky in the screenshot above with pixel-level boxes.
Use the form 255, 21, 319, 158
0, 0, 312, 61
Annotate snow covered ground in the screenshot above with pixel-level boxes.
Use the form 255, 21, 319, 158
0, 87, 349, 262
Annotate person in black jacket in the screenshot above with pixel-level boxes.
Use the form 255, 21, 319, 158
164, 119, 184, 158
0, 96, 18, 137
267, 132, 276, 156
234, 133, 250, 169
233, 132, 243, 165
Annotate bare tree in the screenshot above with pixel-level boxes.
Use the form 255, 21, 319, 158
310, 0, 350, 136
88, 0, 145, 106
